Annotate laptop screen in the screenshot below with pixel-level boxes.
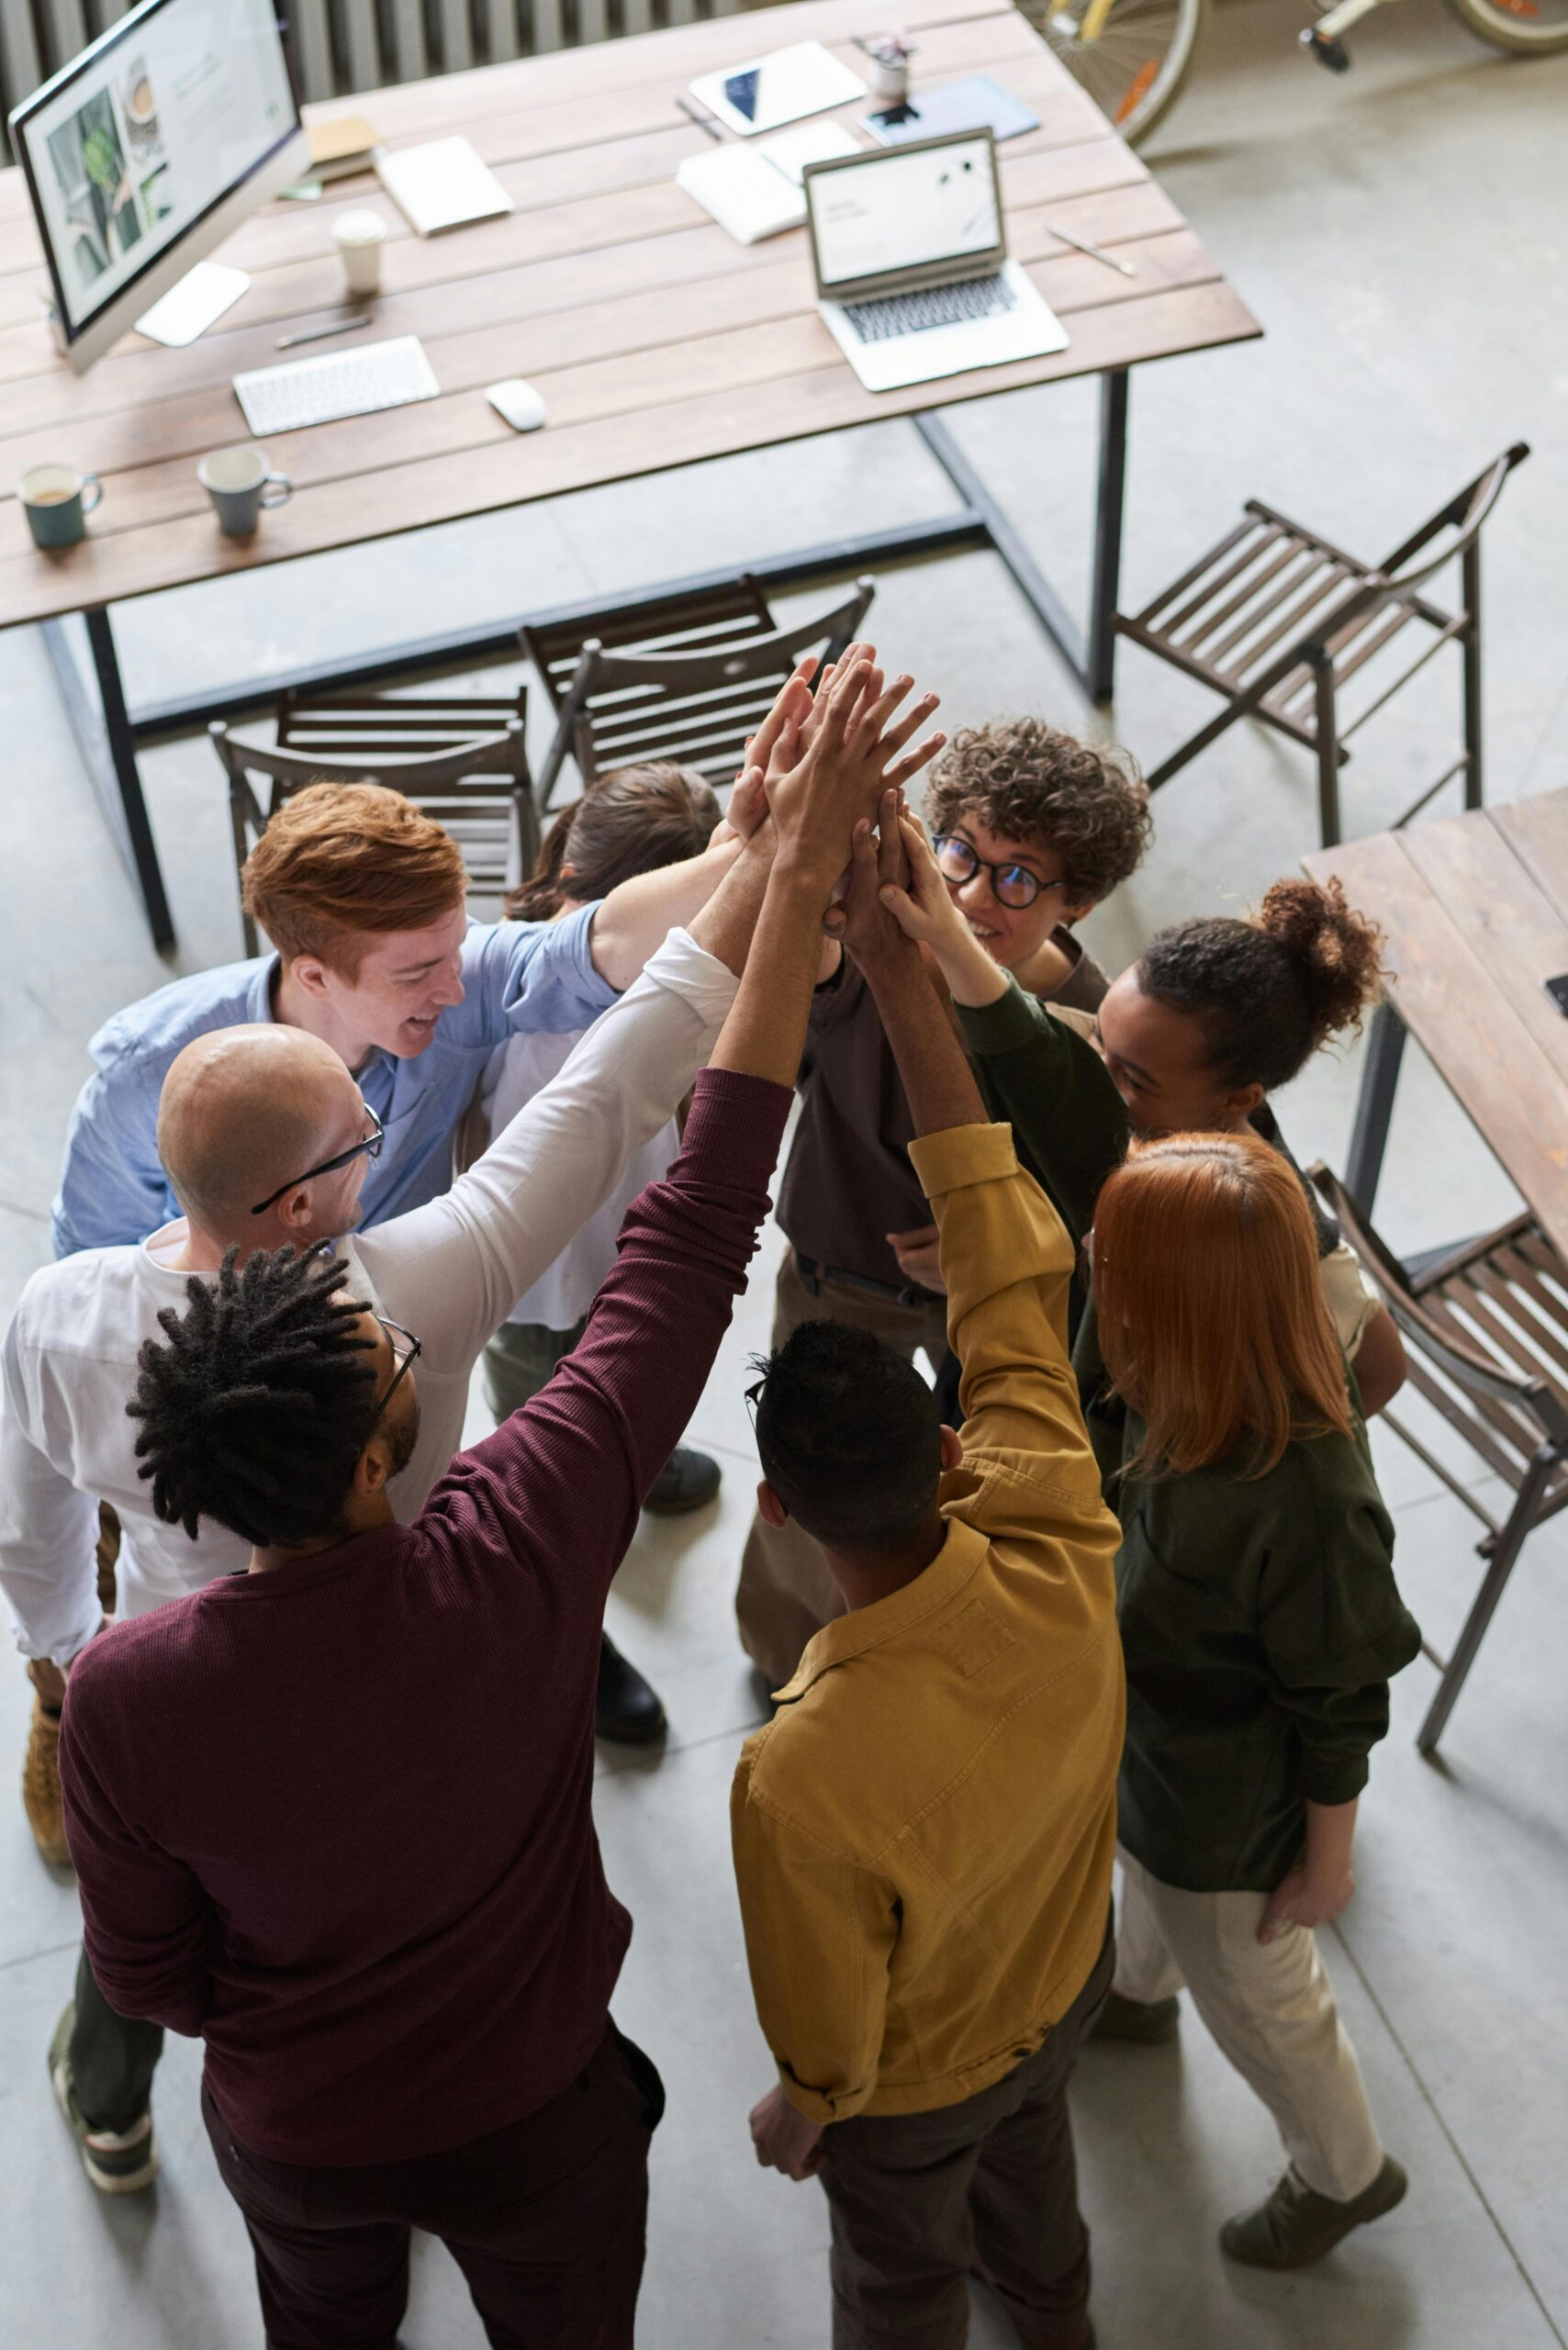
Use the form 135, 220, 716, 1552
807, 134, 1002, 295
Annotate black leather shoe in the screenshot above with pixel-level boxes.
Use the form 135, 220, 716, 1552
642, 1447, 722, 1516
597, 1634, 667, 1745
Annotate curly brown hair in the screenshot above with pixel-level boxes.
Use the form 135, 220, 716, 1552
1138, 877, 1385, 1091
923, 719, 1151, 905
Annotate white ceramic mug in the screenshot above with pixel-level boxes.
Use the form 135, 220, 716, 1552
331, 209, 388, 299
198, 444, 293, 537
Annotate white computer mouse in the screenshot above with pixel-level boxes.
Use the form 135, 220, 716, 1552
487, 378, 547, 432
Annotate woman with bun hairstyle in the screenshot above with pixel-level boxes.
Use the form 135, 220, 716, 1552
476, 761, 723, 1745
878, 824, 1420, 2270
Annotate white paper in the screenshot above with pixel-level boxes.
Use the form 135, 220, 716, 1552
689, 42, 867, 139
135, 260, 250, 347
375, 137, 512, 236
678, 123, 862, 246
756, 119, 862, 188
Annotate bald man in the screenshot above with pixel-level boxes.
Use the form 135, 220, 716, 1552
0, 916, 747, 2194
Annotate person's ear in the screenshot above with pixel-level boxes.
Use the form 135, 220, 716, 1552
352, 1432, 399, 1503
1226, 1080, 1267, 1121
1058, 893, 1097, 928
287, 953, 331, 1002
272, 1185, 315, 1238
939, 1424, 964, 1473
756, 1480, 789, 1530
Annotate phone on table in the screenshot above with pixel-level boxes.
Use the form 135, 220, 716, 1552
1543, 974, 1568, 1016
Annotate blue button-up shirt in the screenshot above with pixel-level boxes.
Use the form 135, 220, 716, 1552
51, 911, 616, 1258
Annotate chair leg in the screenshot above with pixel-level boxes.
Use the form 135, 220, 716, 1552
1417, 1453, 1554, 1758
229, 780, 259, 957
1462, 540, 1484, 811
1313, 656, 1343, 850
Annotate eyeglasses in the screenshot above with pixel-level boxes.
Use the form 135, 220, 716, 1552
367, 1314, 420, 1435
933, 834, 1068, 912
251, 1102, 385, 1217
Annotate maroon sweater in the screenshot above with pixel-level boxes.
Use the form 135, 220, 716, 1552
61, 1068, 790, 2166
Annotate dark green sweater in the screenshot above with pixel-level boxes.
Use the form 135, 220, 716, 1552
958, 979, 1421, 1893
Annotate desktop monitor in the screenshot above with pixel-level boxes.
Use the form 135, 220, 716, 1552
10, 0, 307, 373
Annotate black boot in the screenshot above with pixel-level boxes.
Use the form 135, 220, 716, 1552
643, 1447, 722, 1516
597, 1634, 667, 1745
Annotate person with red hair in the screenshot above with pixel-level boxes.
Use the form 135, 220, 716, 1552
880, 822, 1421, 2274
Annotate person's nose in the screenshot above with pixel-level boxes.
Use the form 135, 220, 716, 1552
955, 867, 993, 914
432, 957, 465, 1008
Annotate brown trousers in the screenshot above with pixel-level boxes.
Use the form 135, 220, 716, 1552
822, 1922, 1114, 2350
736, 1248, 950, 1688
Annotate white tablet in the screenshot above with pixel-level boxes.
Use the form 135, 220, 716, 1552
688, 42, 867, 140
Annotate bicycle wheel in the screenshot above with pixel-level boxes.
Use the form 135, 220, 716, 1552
1018, 0, 1208, 145
1441, 0, 1568, 53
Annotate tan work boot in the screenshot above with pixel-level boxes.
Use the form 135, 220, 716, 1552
23, 1695, 71, 1868
1221, 2155, 1407, 2268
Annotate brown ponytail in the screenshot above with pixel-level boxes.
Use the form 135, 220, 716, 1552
505, 761, 722, 922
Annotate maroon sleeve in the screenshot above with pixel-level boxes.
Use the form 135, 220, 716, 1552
420, 1067, 791, 1607
59, 1654, 215, 2036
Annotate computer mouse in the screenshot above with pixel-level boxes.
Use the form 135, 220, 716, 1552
487, 378, 547, 433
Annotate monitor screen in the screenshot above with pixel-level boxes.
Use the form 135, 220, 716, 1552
807, 136, 1002, 293
14, 0, 297, 341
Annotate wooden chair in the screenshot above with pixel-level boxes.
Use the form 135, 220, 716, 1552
521, 574, 876, 809
1311, 1161, 1568, 1758
1116, 443, 1529, 848
212, 689, 538, 957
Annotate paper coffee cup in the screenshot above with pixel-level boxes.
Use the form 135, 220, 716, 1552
332, 209, 388, 299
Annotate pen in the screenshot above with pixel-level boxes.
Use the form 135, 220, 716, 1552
676, 93, 724, 141
1046, 221, 1137, 278
276, 312, 375, 350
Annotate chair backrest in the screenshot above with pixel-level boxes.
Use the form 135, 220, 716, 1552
521, 575, 777, 719
211, 720, 531, 800
1309, 1161, 1568, 1449
552, 576, 877, 799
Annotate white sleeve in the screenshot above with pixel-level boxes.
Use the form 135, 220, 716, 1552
1318, 1241, 1381, 1361
356, 927, 738, 1377
0, 1310, 105, 1669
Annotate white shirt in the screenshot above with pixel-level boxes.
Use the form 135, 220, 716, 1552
0, 931, 737, 1667
479, 1030, 680, 1333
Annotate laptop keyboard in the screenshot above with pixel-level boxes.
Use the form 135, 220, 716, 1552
842, 274, 1016, 344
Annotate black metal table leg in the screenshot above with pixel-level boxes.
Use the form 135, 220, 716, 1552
1345, 999, 1407, 1215
42, 605, 174, 949
1086, 369, 1130, 706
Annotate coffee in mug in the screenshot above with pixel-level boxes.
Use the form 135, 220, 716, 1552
198, 445, 293, 538
18, 464, 102, 549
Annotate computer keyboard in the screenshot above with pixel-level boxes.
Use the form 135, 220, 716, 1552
843, 274, 1016, 345
232, 336, 441, 437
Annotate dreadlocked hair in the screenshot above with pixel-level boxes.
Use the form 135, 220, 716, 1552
127, 1245, 380, 1548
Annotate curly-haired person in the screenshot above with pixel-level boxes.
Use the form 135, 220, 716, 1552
736, 714, 1152, 1689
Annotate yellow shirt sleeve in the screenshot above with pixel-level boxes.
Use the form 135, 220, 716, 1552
731, 1739, 899, 2126
908, 1122, 1105, 1514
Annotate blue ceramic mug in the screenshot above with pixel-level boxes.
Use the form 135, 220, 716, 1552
19, 463, 102, 549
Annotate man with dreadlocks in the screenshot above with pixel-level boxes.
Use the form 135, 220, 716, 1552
55, 656, 942, 2348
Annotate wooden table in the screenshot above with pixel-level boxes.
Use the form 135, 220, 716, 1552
0, 0, 1260, 944
1305, 791, 1568, 1264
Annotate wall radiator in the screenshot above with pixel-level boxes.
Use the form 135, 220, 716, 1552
0, 0, 751, 161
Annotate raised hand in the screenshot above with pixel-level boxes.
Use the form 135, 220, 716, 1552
835, 791, 918, 973
711, 656, 821, 845
769, 659, 944, 892
878, 807, 1009, 1010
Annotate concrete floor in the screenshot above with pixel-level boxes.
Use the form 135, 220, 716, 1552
3, 3, 1567, 2344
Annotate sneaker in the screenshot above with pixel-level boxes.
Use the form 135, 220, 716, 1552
643, 1447, 722, 1516
596, 1634, 667, 1746
49, 2006, 159, 2195
23, 1696, 71, 1869
1090, 1990, 1181, 2045
1220, 2155, 1407, 2268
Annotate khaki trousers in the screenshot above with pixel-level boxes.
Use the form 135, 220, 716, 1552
822, 1920, 1114, 2350
1114, 1848, 1384, 2202
735, 1248, 950, 1689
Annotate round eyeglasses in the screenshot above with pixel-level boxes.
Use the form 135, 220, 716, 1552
933, 835, 1066, 912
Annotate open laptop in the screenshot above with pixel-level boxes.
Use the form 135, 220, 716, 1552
803, 129, 1067, 395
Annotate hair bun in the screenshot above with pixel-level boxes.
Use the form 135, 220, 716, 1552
1255, 877, 1383, 1051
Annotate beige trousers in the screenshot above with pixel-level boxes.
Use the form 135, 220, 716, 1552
1114, 1848, 1384, 2203
734, 1248, 949, 1690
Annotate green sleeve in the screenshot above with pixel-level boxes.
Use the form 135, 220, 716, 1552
1256, 1452, 1422, 1807
957, 979, 1129, 1245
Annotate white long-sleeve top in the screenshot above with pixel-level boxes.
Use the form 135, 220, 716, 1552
479, 1029, 681, 1334
0, 930, 736, 1667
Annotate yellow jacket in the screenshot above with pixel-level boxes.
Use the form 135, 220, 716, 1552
731, 1122, 1125, 2124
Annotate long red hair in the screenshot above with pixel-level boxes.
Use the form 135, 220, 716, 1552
1092, 1131, 1352, 1480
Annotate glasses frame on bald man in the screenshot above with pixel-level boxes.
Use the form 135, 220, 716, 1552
250, 1102, 386, 1217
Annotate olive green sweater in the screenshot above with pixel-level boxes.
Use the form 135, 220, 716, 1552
958, 979, 1420, 1892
